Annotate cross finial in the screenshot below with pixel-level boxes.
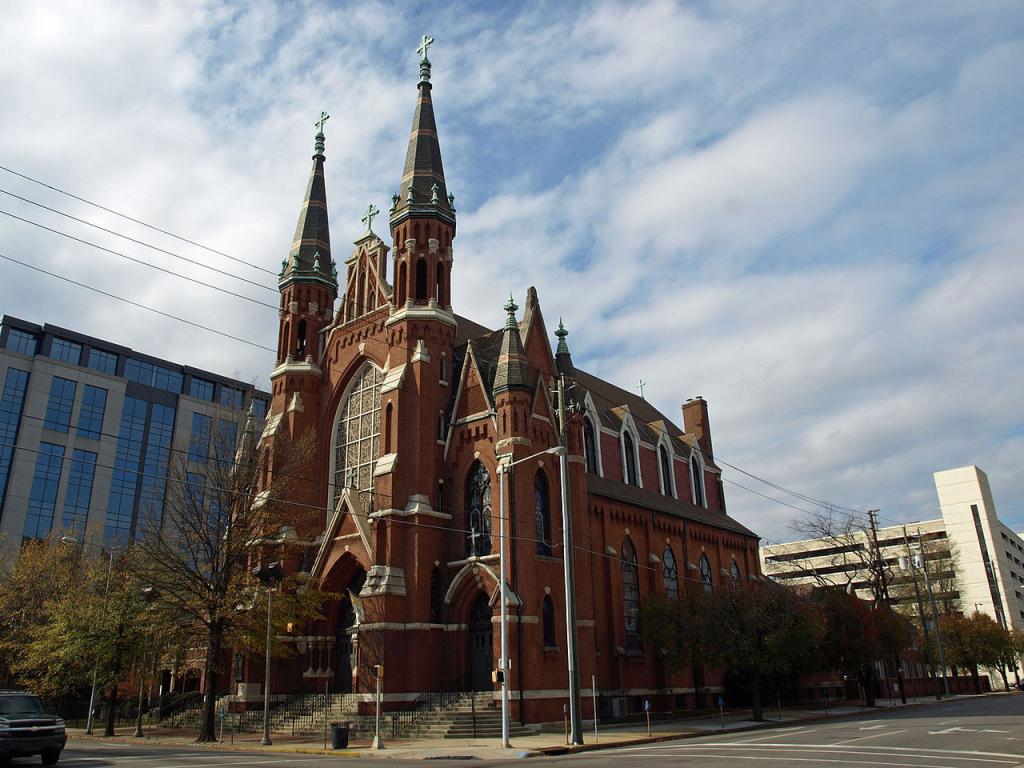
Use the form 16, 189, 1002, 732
361, 203, 380, 233
313, 111, 330, 158
417, 35, 434, 61
636, 379, 647, 400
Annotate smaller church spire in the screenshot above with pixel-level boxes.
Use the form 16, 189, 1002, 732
555, 318, 574, 374
494, 294, 531, 394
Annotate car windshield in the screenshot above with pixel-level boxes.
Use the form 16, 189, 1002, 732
0, 695, 47, 716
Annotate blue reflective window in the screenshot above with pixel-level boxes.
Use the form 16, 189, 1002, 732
23, 443, 64, 540
188, 412, 212, 463
76, 385, 107, 440
43, 377, 77, 433
124, 359, 182, 393
219, 386, 243, 409
213, 419, 238, 468
0, 368, 30, 505
5, 329, 37, 356
186, 471, 205, 508
137, 403, 176, 538
251, 398, 268, 419
87, 348, 118, 375
61, 449, 97, 536
189, 378, 214, 401
104, 397, 147, 546
50, 338, 82, 365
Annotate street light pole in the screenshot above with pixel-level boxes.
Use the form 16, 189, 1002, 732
498, 462, 511, 750
556, 374, 583, 745
134, 587, 160, 738
254, 561, 283, 747
497, 445, 566, 750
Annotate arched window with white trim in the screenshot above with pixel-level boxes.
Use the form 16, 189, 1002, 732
658, 443, 674, 497
583, 417, 598, 474
622, 432, 638, 486
534, 470, 552, 556
332, 362, 382, 515
691, 454, 706, 507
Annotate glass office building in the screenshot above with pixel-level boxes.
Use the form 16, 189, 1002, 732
0, 316, 270, 555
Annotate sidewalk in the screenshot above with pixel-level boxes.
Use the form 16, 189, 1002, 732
67, 693, 1000, 760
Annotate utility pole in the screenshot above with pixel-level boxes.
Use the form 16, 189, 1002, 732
902, 526, 940, 700
916, 528, 950, 697
867, 510, 907, 704
556, 374, 584, 745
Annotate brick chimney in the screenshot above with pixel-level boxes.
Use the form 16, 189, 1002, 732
682, 396, 713, 458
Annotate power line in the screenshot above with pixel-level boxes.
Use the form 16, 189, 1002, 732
0, 163, 278, 277
0, 190, 278, 294
0, 209, 278, 310
0, 252, 275, 353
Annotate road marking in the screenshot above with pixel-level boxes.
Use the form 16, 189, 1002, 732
835, 729, 909, 744
617, 753, 972, 767
614, 743, 1023, 762
728, 728, 817, 743
858, 724, 887, 730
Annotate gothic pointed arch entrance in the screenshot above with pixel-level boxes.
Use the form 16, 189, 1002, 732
467, 593, 493, 692
335, 567, 367, 692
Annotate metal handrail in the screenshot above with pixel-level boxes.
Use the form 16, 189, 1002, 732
390, 678, 467, 739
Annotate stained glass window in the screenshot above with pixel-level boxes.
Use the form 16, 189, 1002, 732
663, 546, 679, 600
691, 455, 705, 507
542, 595, 556, 647
465, 461, 492, 557
333, 363, 382, 517
730, 559, 741, 589
535, 470, 551, 556
700, 554, 713, 593
623, 432, 638, 486
659, 444, 673, 497
622, 537, 642, 653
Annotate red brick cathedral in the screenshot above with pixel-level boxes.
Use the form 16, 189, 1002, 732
248, 43, 761, 723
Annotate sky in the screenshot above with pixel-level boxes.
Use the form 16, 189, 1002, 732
1, 0, 1022, 543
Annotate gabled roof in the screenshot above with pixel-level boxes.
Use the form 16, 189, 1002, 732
587, 474, 756, 538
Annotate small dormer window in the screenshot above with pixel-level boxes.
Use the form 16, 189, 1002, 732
691, 454, 706, 507
623, 432, 638, 486
583, 417, 598, 474
659, 444, 674, 497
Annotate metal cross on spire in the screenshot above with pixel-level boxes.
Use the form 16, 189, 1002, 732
315, 111, 330, 134
636, 379, 647, 400
417, 34, 435, 60
361, 203, 380, 233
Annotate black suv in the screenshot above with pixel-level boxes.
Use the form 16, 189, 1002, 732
0, 691, 66, 765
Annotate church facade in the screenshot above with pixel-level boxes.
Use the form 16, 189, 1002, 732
243, 45, 762, 723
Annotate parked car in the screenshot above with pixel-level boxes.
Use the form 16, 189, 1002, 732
0, 690, 66, 766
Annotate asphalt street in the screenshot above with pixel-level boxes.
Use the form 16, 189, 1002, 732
33, 693, 1023, 767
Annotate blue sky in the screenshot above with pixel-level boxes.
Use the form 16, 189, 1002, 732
1, 1, 1022, 541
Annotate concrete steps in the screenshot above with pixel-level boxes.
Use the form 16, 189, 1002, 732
396, 692, 540, 740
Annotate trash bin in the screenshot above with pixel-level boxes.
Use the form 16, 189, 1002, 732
331, 722, 349, 749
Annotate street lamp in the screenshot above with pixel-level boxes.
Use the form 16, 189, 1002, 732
253, 561, 283, 746
59, 536, 115, 736
134, 586, 160, 738
497, 445, 566, 749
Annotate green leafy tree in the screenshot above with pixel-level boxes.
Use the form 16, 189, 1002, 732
939, 612, 1017, 693
703, 583, 823, 721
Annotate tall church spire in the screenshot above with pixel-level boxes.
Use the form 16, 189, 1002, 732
389, 35, 456, 234
281, 112, 337, 292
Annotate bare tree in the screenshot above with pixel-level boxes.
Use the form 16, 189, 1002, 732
129, 409, 322, 742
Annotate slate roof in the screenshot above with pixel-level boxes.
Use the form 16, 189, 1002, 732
280, 141, 337, 291
389, 78, 456, 232
587, 474, 756, 538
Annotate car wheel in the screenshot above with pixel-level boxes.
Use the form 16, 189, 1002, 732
41, 748, 62, 766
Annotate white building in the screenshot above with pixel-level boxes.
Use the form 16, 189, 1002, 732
761, 465, 1024, 634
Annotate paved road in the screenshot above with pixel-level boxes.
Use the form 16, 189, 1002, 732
37, 694, 1024, 767
488, 694, 1024, 768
